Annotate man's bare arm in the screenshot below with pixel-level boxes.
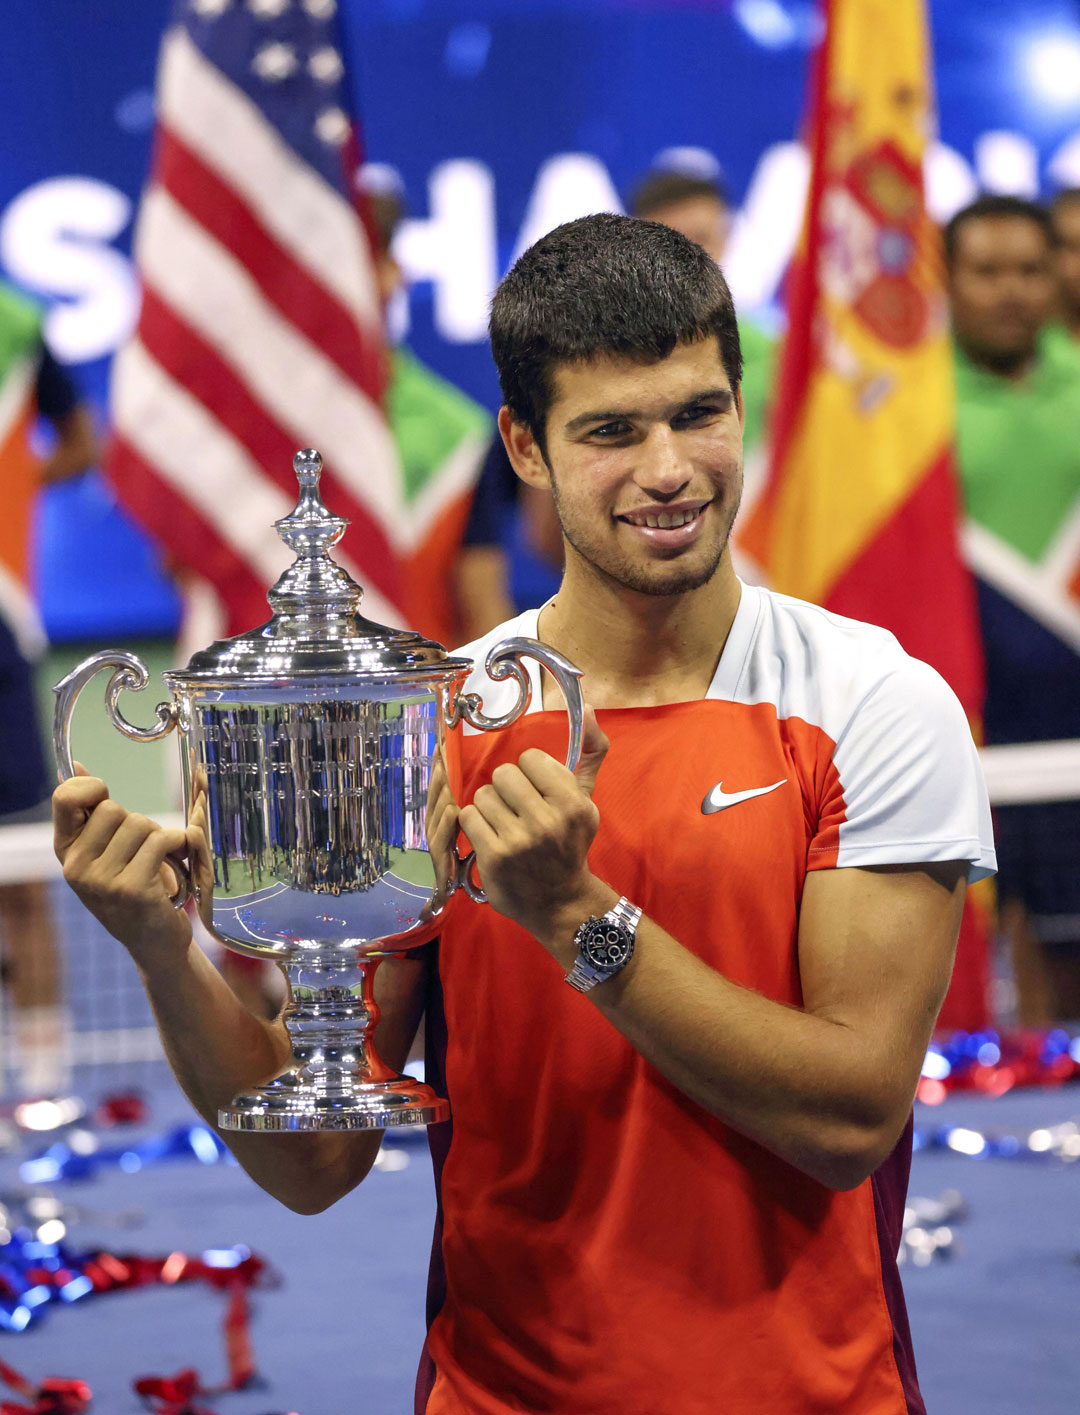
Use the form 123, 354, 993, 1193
140, 932, 428, 1213
53, 774, 429, 1213
545, 861, 964, 1191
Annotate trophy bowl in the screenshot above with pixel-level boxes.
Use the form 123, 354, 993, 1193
54, 450, 583, 1132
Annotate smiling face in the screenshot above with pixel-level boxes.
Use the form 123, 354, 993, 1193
503, 337, 744, 599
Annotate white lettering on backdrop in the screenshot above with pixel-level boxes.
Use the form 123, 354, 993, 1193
1, 133, 1075, 364
392, 159, 497, 343
0, 177, 139, 362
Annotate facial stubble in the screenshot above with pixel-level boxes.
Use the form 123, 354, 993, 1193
548, 465, 743, 598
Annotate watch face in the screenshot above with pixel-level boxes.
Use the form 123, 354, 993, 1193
579, 917, 633, 971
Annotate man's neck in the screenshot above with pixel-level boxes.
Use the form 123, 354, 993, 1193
537, 554, 742, 710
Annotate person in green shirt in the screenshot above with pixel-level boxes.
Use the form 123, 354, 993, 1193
221, 191, 491, 1017
945, 194, 1080, 1023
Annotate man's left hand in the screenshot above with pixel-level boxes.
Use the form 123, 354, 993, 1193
458, 706, 614, 949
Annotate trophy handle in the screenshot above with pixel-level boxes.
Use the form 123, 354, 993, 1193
52, 651, 192, 910
446, 636, 585, 905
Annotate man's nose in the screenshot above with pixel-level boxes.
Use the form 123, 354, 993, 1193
635, 427, 690, 497
998, 270, 1039, 304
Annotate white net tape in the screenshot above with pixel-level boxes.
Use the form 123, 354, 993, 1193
0, 816, 184, 886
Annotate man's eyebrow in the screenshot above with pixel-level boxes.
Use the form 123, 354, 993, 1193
563, 387, 732, 434
563, 407, 640, 433
678, 386, 733, 408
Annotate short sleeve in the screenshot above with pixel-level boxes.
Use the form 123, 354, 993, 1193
808, 658, 996, 882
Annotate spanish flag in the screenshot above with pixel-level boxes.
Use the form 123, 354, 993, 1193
740, 0, 990, 1029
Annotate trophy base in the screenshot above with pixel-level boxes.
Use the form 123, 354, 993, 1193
218, 1072, 450, 1132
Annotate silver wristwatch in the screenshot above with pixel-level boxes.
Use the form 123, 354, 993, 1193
564, 897, 642, 993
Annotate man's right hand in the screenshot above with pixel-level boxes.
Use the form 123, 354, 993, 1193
52, 772, 197, 971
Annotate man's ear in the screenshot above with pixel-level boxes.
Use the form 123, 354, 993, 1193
498, 407, 550, 490
734, 383, 745, 430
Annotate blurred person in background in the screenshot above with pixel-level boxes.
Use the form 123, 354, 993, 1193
1049, 187, 1080, 350
945, 194, 1080, 1023
629, 168, 775, 452
0, 279, 96, 1096
453, 435, 563, 642
456, 163, 778, 641
366, 184, 493, 648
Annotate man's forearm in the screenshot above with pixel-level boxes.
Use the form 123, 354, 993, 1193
535, 883, 915, 1190
138, 941, 380, 1212
50, 777, 387, 1212
590, 930, 897, 1189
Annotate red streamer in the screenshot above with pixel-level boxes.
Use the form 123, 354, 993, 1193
0, 1360, 91, 1414
93, 1091, 149, 1128
918, 1027, 1078, 1104
112, 1253, 267, 1413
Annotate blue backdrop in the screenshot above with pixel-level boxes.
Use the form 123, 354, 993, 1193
3, 0, 1080, 639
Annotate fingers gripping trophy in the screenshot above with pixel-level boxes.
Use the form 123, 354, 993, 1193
53, 450, 584, 1132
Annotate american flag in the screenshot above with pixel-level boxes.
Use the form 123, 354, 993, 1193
110, 0, 405, 639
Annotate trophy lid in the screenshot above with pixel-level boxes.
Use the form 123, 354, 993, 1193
168, 449, 472, 684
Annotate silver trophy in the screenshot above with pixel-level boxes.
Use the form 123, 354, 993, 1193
54, 449, 584, 1132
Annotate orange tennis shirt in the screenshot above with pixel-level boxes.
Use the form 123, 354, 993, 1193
416, 582, 995, 1415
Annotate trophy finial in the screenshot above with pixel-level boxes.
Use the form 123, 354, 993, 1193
294, 448, 322, 486
269, 447, 359, 615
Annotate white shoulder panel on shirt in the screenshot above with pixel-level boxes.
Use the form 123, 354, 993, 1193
716, 583, 915, 741
719, 585, 996, 880
452, 608, 544, 734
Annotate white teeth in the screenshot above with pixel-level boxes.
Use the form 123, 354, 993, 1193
628, 508, 698, 529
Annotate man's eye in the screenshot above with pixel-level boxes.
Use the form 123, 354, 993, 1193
590, 422, 629, 438
675, 405, 719, 425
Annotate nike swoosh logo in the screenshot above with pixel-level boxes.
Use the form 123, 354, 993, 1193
701, 779, 787, 815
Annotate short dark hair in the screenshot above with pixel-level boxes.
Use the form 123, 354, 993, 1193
629, 169, 729, 219
489, 213, 742, 454
943, 194, 1055, 265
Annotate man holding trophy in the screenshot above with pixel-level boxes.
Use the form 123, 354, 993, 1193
53, 215, 994, 1414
